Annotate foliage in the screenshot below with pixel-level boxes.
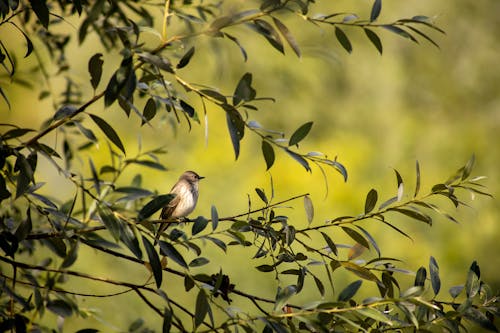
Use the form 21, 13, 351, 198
0, 0, 498, 332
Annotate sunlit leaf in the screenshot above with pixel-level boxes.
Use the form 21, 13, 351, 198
466, 261, 480, 298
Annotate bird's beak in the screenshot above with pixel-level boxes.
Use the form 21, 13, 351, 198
198, 176, 205, 180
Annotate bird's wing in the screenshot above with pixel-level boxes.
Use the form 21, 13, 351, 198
160, 193, 179, 219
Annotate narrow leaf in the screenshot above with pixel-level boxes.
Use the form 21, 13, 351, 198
225, 109, 244, 159
211, 205, 219, 231
285, 149, 311, 172
88, 53, 104, 90
143, 236, 162, 288
89, 114, 126, 154
261, 140, 275, 170
289, 121, 313, 146
338, 280, 362, 301
429, 256, 441, 296
194, 290, 209, 329
272, 17, 301, 57
159, 241, 188, 268
342, 227, 370, 249
304, 195, 314, 224
233, 72, 255, 106
414, 267, 426, 287
29, 0, 49, 28
370, 0, 382, 22
414, 160, 421, 197
364, 28, 383, 54
466, 261, 480, 298
138, 194, 175, 220
176, 46, 195, 69
320, 231, 338, 256
335, 27, 352, 53
274, 285, 297, 311
142, 98, 157, 125
253, 19, 284, 54
364, 189, 378, 214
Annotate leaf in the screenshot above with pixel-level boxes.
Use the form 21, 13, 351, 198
261, 141, 275, 170
29, 0, 49, 28
272, 17, 301, 57
233, 72, 256, 106
342, 227, 370, 249
138, 194, 175, 221
192, 216, 208, 235
465, 261, 480, 298
252, 19, 284, 54
370, 0, 382, 22
414, 160, 421, 197
89, 114, 126, 154
414, 267, 426, 287
289, 121, 313, 146
462, 154, 475, 180
256, 264, 274, 272
338, 280, 362, 301
177, 46, 195, 69
464, 308, 498, 332
98, 206, 121, 241
394, 169, 404, 201
356, 226, 380, 257
225, 107, 245, 159
356, 308, 392, 325
274, 285, 297, 311
211, 205, 219, 231
364, 189, 378, 214
320, 231, 337, 256
348, 243, 366, 260
364, 28, 383, 54
391, 207, 432, 225
159, 241, 188, 269
0, 175, 12, 203
189, 257, 209, 267
341, 262, 379, 282
335, 27, 352, 53
142, 98, 157, 125
194, 290, 209, 329
179, 99, 195, 117
285, 149, 311, 172
303, 195, 314, 224
143, 236, 162, 288
224, 33, 248, 62
89, 158, 100, 194
449, 285, 464, 299
47, 299, 73, 317
88, 53, 104, 90
313, 275, 325, 297
382, 25, 418, 43
429, 256, 441, 296
120, 224, 142, 259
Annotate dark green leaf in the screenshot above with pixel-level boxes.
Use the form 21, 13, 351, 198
47, 299, 73, 317
335, 27, 352, 53
189, 257, 209, 267
342, 227, 370, 249
88, 53, 103, 90
192, 216, 208, 235
364, 28, 383, 54
406, 25, 440, 48
272, 16, 301, 57
233, 72, 256, 106
225, 108, 245, 159
163, 308, 172, 333
466, 261, 480, 298
89, 158, 100, 194
414, 267, 426, 287
338, 280, 362, 301
98, 206, 121, 241
464, 308, 498, 332
138, 194, 175, 220
274, 285, 297, 311
364, 189, 378, 214
200, 89, 227, 104
255, 188, 268, 204
179, 99, 195, 117
285, 149, 311, 172
252, 19, 284, 54
429, 256, 441, 295
142, 98, 157, 125
261, 140, 275, 170
356, 226, 380, 257
2, 128, 35, 140
449, 285, 464, 299
289, 121, 313, 146
143, 236, 162, 288
177, 46, 195, 69
313, 275, 325, 297
128, 159, 166, 171
61, 242, 78, 268
194, 290, 209, 329
462, 154, 475, 180
104, 57, 133, 106
89, 114, 126, 154
382, 25, 418, 43
137, 52, 173, 72
14, 155, 32, 198
370, 0, 382, 22
205, 236, 227, 252
211, 205, 219, 231
0, 175, 12, 203
414, 160, 421, 197
14, 208, 32, 241
256, 264, 274, 272
391, 208, 432, 225
74, 122, 97, 142
341, 262, 379, 282
320, 231, 338, 256
29, 0, 49, 28
159, 241, 188, 268
224, 32, 248, 62
394, 169, 404, 201
120, 224, 142, 259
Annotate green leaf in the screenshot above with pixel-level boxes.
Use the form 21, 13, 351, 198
159, 241, 188, 269
414, 267, 426, 287
370, 0, 382, 22
429, 256, 441, 296
177, 46, 195, 69
255, 188, 268, 204
341, 262, 379, 282
143, 236, 162, 288
313, 275, 325, 297
256, 264, 274, 272
274, 285, 297, 311
272, 16, 301, 57
224, 33, 248, 62
253, 19, 284, 54
391, 207, 432, 225
462, 154, 475, 180
335, 27, 352, 53
179, 99, 195, 117
285, 149, 311, 172
465, 261, 480, 298
383, 25, 418, 43
261, 140, 275, 170
338, 280, 362, 301
194, 290, 209, 329
2, 128, 35, 140
14, 208, 32, 241
192, 216, 208, 235
364, 189, 378, 214
449, 285, 464, 299
88, 53, 104, 90
89, 158, 100, 194
320, 231, 338, 256
225, 107, 245, 159
342, 227, 370, 249
29, 0, 49, 28
98, 205, 121, 242
394, 169, 404, 201
89, 114, 126, 154
142, 98, 157, 125
211, 205, 219, 231
464, 308, 498, 332
356, 308, 392, 325
189, 257, 209, 267
0, 175, 12, 203
120, 224, 142, 259
47, 299, 73, 317
138, 194, 175, 221
414, 160, 421, 197
356, 226, 380, 257
233, 72, 256, 106
289, 121, 313, 146
364, 28, 383, 54
304, 195, 314, 224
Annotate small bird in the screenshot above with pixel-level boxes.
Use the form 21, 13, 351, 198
155, 170, 204, 243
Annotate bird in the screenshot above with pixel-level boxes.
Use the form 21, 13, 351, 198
155, 170, 204, 243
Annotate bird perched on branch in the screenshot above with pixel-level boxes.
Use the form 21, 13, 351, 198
155, 170, 204, 243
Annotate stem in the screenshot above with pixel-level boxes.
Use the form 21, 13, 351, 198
162, 0, 171, 41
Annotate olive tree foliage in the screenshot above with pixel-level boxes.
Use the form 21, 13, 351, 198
0, 0, 498, 332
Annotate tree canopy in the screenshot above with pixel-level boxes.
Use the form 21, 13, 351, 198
1, 0, 499, 332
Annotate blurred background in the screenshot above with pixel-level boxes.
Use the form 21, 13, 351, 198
2, 0, 499, 331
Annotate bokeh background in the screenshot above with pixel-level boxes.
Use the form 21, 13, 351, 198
1, 0, 499, 331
